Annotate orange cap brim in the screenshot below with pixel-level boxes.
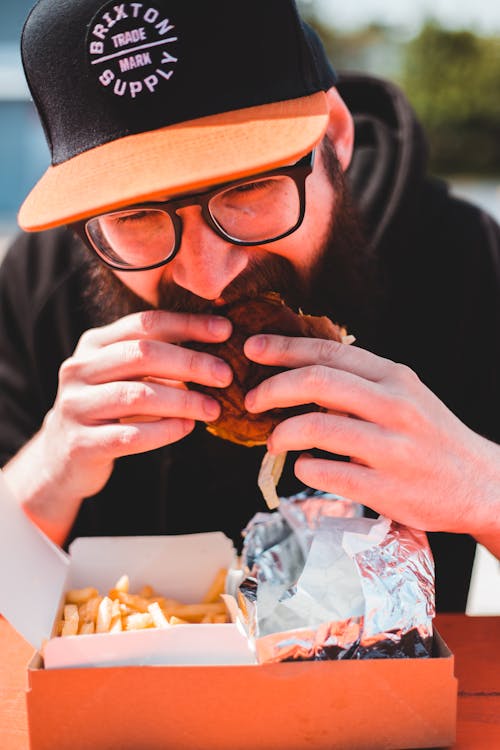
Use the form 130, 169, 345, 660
18, 92, 329, 231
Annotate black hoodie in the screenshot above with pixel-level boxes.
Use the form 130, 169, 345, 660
1, 73, 499, 611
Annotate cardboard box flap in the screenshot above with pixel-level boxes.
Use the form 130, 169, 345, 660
67, 532, 236, 601
0, 471, 70, 648
42, 623, 257, 668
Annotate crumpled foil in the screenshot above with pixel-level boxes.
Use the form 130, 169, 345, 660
237, 490, 435, 663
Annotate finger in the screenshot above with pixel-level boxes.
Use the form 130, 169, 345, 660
267, 411, 386, 464
79, 310, 232, 350
294, 454, 376, 505
245, 365, 389, 426
91, 418, 196, 457
295, 455, 430, 529
71, 380, 222, 423
244, 334, 395, 383
72, 339, 232, 388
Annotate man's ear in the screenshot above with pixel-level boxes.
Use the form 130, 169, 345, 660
324, 87, 354, 171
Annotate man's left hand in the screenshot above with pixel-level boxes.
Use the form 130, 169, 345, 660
244, 333, 500, 554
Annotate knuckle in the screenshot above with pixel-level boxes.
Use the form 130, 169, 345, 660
179, 388, 196, 414
336, 466, 361, 496
277, 335, 294, 355
64, 427, 91, 462
126, 338, 153, 365
303, 364, 331, 392
392, 362, 421, 390
58, 356, 81, 385
76, 328, 96, 351
386, 435, 414, 467
101, 425, 140, 454
137, 309, 161, 335
117, 426, 140, 449
104, 424, 141, 454
185, 312, 202, 334
56, 389, 74, 416
386, 394, 424, 431
317, 338, 341, 362
308, 460, 333, 490
117, 381, 152, 410
184, 349, 205, 378
301, 410, 328, 440
55, 384, 83, 419
166, 418, 192, 442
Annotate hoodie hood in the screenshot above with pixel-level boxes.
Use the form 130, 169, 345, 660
337, 72, 429, 252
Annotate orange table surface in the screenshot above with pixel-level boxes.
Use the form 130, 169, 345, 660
1, 613, 499, 749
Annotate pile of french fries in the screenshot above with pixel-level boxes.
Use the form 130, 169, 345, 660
57, 569, 228, 636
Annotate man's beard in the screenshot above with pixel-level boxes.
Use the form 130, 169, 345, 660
82, 146, 379, 343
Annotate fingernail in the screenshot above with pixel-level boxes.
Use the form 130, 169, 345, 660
247, 334, 266, 355
203, 397, 220, 420
213, 360, 232, 384
208, 317, 231, 337
245, 389, 255, 410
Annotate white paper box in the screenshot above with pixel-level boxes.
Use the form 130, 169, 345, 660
0, 470, 255, 668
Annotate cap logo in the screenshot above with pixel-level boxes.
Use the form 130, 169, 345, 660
87, 2, 179, 99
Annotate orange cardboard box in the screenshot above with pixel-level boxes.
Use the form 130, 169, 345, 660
0, 472, 457, 749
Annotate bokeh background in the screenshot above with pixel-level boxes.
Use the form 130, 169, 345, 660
1, 0, 500, 258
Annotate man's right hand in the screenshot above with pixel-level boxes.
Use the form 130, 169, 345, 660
3, 310, 232, 544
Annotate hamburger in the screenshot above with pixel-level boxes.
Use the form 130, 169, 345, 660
187, 292, 351, 447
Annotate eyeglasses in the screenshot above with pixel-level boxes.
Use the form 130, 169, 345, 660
74, 150, 315, 271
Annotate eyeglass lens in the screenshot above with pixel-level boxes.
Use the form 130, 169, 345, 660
86, 174, 302, 268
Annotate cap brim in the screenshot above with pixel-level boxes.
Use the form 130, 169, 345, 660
18, 92, 329, 231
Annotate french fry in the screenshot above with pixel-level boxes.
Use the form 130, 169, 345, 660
125, 612, 154, 630
58, 568, 230, 636
78, 595, 102, 626
201, 612, 227, 624
61, 604, 79, 636
163, 602, 227, 623
65, 586, 99, 605
113, 574, 130, 593
109, 598, 123, 632
110, 618, 123, 633
148, 601, 170, 628
111, 591, 151, 613
211, 613, 228, 624
96, 596, 114, 633
78, 621, 95, 635
169, 615, 189, 625
152, 596, 184, 611
258, 450, 286, 510
202, 567, 227, 603
118, 602, 133, 616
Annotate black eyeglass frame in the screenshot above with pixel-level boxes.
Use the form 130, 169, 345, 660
72, 150, 315, 272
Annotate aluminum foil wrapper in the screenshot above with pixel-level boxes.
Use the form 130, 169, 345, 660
238, 490, 435, 663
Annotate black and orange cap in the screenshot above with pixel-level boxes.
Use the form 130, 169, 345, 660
18, 0, 337, 231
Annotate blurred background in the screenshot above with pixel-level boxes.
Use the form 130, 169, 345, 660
1, 0, 500, 258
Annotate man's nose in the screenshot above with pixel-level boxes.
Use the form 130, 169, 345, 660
169, 206, 249, 300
